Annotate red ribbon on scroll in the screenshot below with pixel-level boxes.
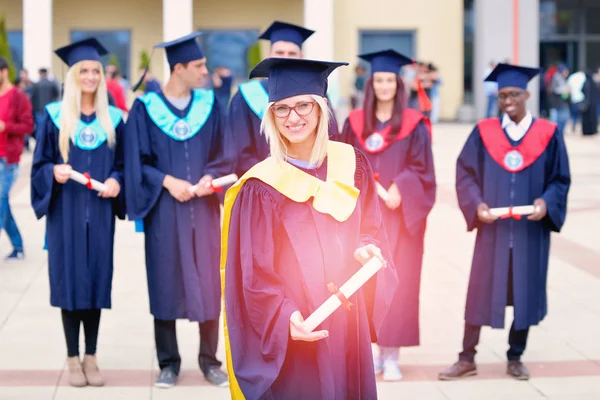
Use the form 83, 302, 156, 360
82, 172, 94, 190
326, 282, 353, 311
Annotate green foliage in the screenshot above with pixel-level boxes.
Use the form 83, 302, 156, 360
247, 43, 262, 74
0, 14, 17, 83
108, 53, 120, 70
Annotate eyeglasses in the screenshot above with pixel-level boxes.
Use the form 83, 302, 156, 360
498, 91, 525, 101
270, 101, 316, 118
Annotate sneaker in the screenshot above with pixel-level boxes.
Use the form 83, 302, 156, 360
155, 368, 178, 389
382, 360, 403, 381
204, 367, 229, 388
5, 250, 24, 261
373, 353, 383, 375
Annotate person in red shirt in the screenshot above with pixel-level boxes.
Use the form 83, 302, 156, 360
105, 68, 128, 113
0, 56, 34, 260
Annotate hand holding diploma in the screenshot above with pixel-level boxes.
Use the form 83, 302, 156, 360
477, 202, 498, 224
385, 183, 402, 211
99, 178, 120, 199
527, 198, 547, 221
53, 164, 72, 184
290, 311, 328, 342
189, 173, 238, 195
192, 175, 215, 198
163, 175, 194, 203
354, 243, 387, 267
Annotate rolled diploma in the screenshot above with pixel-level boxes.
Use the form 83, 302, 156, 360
487, 205, 538, 217
189, 173, 238, 193
375, 182, 390, 202
69, 170, 106, 192
302, 257, 384, 333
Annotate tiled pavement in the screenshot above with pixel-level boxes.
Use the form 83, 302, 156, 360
1, 123, 600, 399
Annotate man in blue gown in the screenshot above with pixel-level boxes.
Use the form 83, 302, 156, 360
228, 21, 340, 176
124, 32, 232, 389
439, 64, 571, 381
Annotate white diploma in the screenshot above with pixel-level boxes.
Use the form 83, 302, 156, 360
484, 205, 540, 217
69, 170, 106, 192
189, 173, 238, 193
302, 257, 384, 333
375, 182, 390, 202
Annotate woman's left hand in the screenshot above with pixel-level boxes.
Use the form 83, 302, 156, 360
100, 178, 121, 198
354, 244, 387, 267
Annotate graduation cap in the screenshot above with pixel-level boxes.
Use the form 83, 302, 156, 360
54, 38, 108, 67
259, 21, 315, 48
132, 32, 205, 92
358, 49, 413, 74
484, 63, 541, 90
250, 58, 347, 102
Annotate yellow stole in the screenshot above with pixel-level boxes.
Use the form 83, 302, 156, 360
220, 141, 359, 398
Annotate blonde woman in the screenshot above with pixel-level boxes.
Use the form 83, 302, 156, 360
221, 58, 398, 400
30, 38, 125, 388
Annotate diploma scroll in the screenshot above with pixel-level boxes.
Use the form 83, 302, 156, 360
189, 173, 239, 193
69, 170, 106, 192
375, 182, 390, 202
484, 205, 540, 218
302, 257, 384, 333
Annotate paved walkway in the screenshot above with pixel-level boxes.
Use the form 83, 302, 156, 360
1, 124, 600, 399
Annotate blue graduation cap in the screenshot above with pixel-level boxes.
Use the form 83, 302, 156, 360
156, 31, 205, 68
250, 58, 347, 102
259, 21, 315, 48
54, 38, 108, 67
484, 63, 541, 90
358, 49, 414, 74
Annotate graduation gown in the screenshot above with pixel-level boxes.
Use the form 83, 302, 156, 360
228, 79, 340, 176
124, 89, 232, 322
31, 104, 125, 311
222, 142, 398, 400
581, 73, 598, 136
341, 109, 436, 347
456, 117, 571, 330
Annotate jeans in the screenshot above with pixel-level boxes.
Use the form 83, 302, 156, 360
550, 107, 570, 136
0, 160, 23, 252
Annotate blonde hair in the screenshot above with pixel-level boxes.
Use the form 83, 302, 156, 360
260, 95, 330, 167
59, 61, 116, 162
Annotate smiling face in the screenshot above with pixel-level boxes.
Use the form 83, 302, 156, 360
372, 71, 398, 102
498, 86, 529, 121
271, 95, 321, 146
77, 60, 102, 94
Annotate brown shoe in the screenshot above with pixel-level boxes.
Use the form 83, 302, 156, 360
438, 360, 477, 380
507, 360, 530, 380
66, 356, 87, 387
82, 354, 105, 387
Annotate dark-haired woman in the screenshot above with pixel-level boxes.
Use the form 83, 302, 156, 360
342, 49, 436, 381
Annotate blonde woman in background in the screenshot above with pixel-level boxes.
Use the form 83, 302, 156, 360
31, 38, 125, 388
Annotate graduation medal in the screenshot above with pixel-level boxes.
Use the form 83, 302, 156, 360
172, 119, 192, 139
503, 149, 524, 172
79, 126, 98, 147
365, 132, 385, 152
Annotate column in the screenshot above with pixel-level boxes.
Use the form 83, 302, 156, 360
303, 0, 340, 110
23, 0, 53, 81
162, 0, 193, 82
474, 0, 539, 119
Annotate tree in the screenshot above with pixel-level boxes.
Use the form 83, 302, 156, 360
139, 49, 151, 71
0, 14, 16, 83
247, 43, 261, 75
108, 53, 120, 71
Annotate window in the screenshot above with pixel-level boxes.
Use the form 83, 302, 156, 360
7, 31, 24, 72
359, 30, 415, 60
71, 30, 131, 79
199, 30, 259, 86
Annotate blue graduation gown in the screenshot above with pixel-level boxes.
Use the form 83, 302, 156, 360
124, 90, 232, 322
225, 149, 397, 400
341, 109, 436, 346
456, 118, 571, 330
31, 107, 126, 311
228, 79, 340, 176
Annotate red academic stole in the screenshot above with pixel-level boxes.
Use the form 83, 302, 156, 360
349, 108, 431, 154
477, 118, 557, 172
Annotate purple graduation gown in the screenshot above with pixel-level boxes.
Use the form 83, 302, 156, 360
31, 110, 126, 311
341, 111, 436, 347
225, 149, 398, 400
124, 90, 232, 322
456, 117, 571, 330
